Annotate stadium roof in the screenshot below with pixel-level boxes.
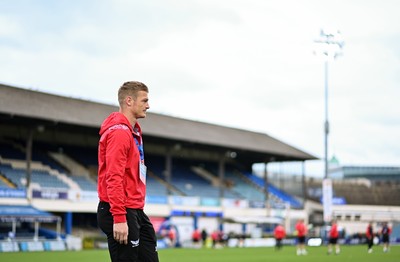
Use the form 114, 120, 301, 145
0, 83, 317, 162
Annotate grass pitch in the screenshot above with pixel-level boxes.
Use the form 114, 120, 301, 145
0, 245, 398, 262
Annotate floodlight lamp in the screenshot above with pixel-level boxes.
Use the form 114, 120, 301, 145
314, 29, 344, 61
321, 27, 340, 37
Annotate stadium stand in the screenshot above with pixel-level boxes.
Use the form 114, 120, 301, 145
0, 175, 12, 188
0, 139, 306, 210
0, 164, 27, 189
149, 158, 235, 199
245, 173, 302, 208
0, 157, 74, 190
145, 174, 169, 197
69, 176, 96, 191
223, 171, 264, 201
0, 143, 26, 160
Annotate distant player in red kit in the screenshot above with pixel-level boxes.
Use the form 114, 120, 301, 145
295, 219, 307, 255
192, 228, 201, 248
327, 219, 340, 255
168, 227, 176, 247
274, 223, 286, 250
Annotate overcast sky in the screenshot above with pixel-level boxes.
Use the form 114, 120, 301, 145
1, 0, 399, 176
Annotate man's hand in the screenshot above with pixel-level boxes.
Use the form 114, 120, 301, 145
113, 222, 128, 245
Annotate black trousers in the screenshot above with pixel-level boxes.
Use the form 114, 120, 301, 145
97, 202, 159, 262
275, 238, 283, 249
367, 237, 374, 249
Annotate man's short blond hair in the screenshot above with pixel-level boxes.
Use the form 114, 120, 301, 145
118, 81, 149, 106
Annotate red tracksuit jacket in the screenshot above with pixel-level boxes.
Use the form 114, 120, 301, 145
329, 223, 339, 238
97, 112, 146, 224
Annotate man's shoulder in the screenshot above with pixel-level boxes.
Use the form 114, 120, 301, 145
108, 124, 130, 131
102, 124, 133, 143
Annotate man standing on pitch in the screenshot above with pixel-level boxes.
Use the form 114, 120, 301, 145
295, 219, 308, 255
366, 221, 374, 253
97, 81, 159, 262
381, 221, 391, 253
273, 223, 286, 250
327, 219, 340, 255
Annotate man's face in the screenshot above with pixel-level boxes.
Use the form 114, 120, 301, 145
132, 91, 150, 119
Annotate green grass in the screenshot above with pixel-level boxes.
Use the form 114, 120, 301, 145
0, 245, 399, 262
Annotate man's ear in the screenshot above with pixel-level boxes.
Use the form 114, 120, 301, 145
126, 96, 133, 106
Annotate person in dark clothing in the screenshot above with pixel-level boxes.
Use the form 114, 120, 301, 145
381, 222, 392, 252
201, 229, 208, 247
366, 222, 374, 253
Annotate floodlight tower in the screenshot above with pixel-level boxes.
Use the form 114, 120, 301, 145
314, 28, 344, 223
314, 28, 344, 179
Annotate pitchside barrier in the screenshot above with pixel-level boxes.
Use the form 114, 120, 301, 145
0, 235, 82, 253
